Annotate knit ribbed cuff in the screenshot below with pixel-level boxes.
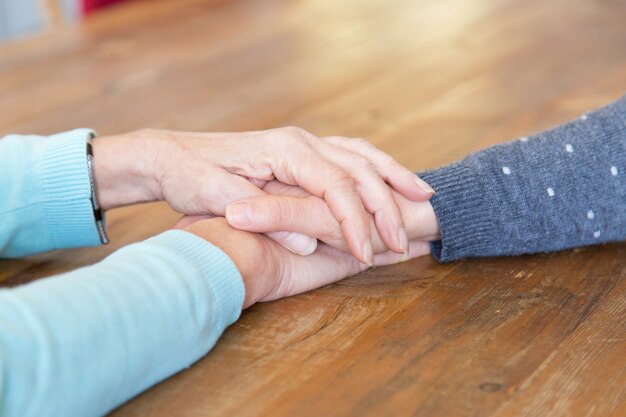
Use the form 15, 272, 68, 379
41, 129, 104, 250
145, 230, 245, 326
418, 161, 497, 262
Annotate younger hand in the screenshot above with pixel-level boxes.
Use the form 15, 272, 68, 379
178, 217, 431, 309
225, 180, 441, 255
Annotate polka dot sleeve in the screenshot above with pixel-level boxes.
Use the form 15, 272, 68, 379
418, 94, 626, 262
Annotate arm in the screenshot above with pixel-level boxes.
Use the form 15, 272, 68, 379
419, 94, 626, 261
0, 218, 427, 417
0, 229, 244, 417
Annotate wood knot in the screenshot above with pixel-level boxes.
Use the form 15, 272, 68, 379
479, 382, 502, 392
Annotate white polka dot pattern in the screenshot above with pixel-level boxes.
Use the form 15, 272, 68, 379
418, 96, 625, 262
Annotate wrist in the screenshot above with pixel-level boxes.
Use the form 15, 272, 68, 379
400, 199, 441, 241
183, 217, 277, 309
92, 131, 161, 210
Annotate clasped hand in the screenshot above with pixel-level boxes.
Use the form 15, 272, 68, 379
93, 127, 440, 307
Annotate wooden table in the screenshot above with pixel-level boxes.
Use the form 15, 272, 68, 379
1, 0, 624, 415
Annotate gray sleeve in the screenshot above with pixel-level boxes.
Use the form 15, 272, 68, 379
418, 95, 626, 262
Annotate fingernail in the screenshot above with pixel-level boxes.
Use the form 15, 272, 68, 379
362, 241, 374, 266
401, 248, 412, 262
284, 232, 317, 256
399, 227, 408, 255
225, 202, 251, 227
415, 176, 435, 195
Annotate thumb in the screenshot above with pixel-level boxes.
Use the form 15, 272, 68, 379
265, 231, 318, 256
213, 174, 317, 256
225, 195, 321, 256
225, 194, 337, 238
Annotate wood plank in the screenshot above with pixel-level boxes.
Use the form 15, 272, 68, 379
491, 269, 626, 416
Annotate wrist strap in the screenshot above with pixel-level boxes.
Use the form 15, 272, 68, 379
86, 134, 109, 245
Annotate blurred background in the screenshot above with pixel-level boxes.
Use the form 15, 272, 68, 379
0, 0, 124, 40
1, 0, 624, 172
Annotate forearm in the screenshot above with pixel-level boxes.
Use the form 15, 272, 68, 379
0, 230, 244, 417
91, 130, 162, 210
419, 94, 626, 262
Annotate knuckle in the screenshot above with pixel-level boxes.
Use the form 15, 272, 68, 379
284, 125, 304, 133
352, 137, 370, 146
352, 154, 371, 169
324, 135, 346, 146
329, 170, 356, 191
351, 137, 376, 151
377, 149, 400, 166
266, 198, 292, 224
279, 126, 316, 149
349, 255, 366, 270
282, 125, 309, 140
383, 153, 401, 167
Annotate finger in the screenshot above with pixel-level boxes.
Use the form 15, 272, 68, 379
271, 139, 373, 265
313, 142, 408, 254
265, 236, 430, 301
215, 172, 317, 255
262, 180, 310, 197
373, 239, 431, 266
201, 170, 268, 215
262, 180, 440, 245
263, 243, 368, 301
228, 194, 400, 253
263, 239, 431, 302
244, 177, 268, 189
172, 215, 214, 230
323, 136, 435, 201
265, 231, 318, 256
226, 195, 348, 251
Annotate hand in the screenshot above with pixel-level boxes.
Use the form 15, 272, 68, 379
225, 180, 441, 254
177, 217, 431, 309
92, 127, 435, 264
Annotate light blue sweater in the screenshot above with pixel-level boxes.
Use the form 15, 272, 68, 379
0, 130, 245, 417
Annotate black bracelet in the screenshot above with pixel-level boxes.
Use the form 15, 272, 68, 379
86, 135, 109, 245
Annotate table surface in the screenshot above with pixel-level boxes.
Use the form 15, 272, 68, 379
1, 0, 625, 416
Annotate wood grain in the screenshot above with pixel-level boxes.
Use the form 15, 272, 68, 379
0, 0, 624, 416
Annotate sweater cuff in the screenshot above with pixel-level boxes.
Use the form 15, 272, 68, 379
41, 129, 104, 250
144, 230, 245, 327
418, 162, 496, 262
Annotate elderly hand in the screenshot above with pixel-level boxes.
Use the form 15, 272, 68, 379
177, 217, 431, 309
92, 127, 434, 265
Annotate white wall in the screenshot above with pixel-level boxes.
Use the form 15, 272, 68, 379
0, 0, 78, 41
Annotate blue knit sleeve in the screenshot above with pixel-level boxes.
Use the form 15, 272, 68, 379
419, 95, 626, 262
0, 230, 245, 417
0, 129, 103, 257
